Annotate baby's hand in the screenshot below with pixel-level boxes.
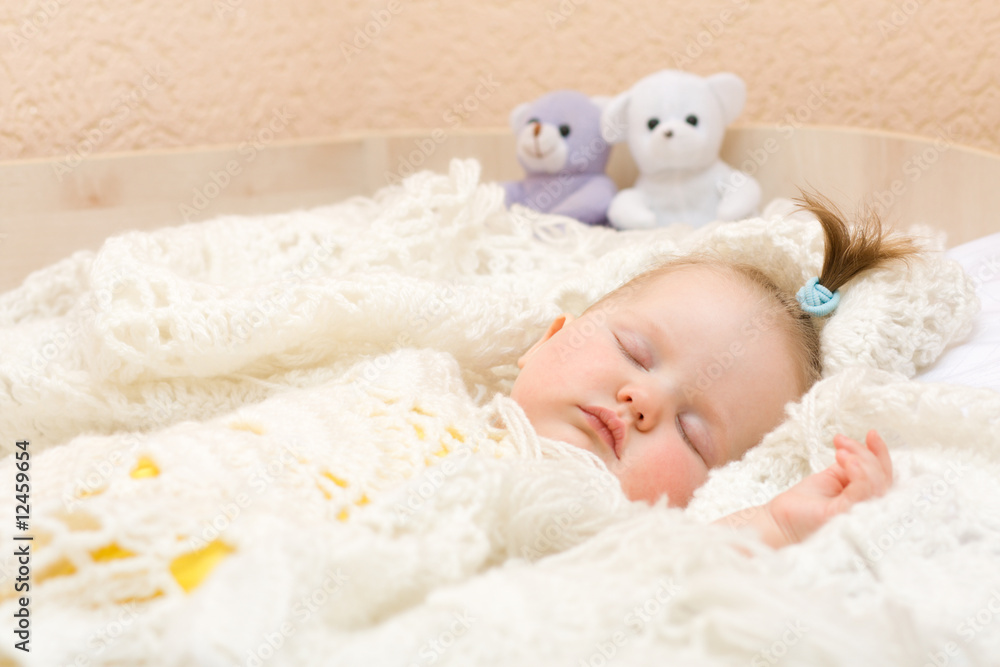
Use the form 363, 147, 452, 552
764, 430, 894, 548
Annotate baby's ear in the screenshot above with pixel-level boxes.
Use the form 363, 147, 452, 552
517, 314, 573, 368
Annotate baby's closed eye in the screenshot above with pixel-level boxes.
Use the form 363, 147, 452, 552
614, 332, 649, 370
676, 414, 705, 460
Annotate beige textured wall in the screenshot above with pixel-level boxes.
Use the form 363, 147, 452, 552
2, 0, 999, 162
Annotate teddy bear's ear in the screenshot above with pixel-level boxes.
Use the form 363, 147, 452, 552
509, 102, 533, 133
706, 72, 747, 125
589, 95, 613, 113
600, 91, 630, 143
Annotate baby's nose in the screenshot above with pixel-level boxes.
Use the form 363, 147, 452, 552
620, 386, 664, 431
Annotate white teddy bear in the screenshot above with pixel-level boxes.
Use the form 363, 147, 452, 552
601, 70, 762, 229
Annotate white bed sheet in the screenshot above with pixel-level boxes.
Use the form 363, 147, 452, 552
915, 231, 1000, 393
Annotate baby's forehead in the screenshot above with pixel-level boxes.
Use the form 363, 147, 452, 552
610, 262, 753, 305
592, 264, 783, 336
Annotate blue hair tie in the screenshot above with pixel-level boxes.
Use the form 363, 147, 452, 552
796, 277, 840, 317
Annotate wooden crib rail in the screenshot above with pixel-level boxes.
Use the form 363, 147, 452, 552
2, 125, 998, 292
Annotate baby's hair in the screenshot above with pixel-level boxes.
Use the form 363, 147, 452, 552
588, 190, 921, 392
795, 191, 920, 294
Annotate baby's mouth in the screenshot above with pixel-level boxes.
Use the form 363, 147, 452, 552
579, 406, 624, 459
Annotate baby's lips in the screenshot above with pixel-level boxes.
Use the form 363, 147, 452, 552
580, 405, 626, 458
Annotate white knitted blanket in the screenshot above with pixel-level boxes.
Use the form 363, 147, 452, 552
2, 159, 999, 666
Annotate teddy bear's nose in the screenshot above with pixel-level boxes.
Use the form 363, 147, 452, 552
533, 122, 542, 137
664, 129, 674, 139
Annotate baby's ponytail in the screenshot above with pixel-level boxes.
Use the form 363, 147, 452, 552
778, 191, 921, 387
793, 191, 920, 317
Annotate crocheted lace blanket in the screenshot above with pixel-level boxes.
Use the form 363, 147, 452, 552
1, 160, 998, 666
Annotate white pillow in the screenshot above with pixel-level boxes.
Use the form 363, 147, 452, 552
915, 231, 1000, 393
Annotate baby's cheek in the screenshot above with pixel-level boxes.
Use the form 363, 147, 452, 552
619, 446, 707, 507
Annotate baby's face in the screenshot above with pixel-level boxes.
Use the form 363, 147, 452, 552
511, 266, 803, 506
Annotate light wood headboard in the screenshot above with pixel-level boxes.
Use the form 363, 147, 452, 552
2, 124, 998, 292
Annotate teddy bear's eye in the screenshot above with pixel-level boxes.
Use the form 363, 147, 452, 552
647, 118, 660, 131
559, 124, 571, 137
686, 115, 699, 127
527, 117, 540, 125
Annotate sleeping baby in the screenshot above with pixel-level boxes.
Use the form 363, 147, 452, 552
511, 193, 916, 548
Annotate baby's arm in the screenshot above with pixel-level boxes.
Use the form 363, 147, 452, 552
716, 430, 893, 549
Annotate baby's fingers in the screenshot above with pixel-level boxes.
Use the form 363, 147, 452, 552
865, 429, 893, 486
834, 434, 891, 500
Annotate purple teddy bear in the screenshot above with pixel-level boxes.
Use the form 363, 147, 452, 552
503, 90, 617, 226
